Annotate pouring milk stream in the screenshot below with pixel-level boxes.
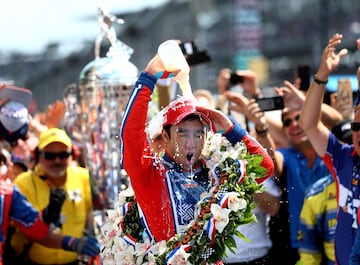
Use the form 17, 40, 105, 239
158, 40, 193, 98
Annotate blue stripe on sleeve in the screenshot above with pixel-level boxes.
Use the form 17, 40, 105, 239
224, 122, 247, 144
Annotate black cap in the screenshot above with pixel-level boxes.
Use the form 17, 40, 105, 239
331, 119, 352, 144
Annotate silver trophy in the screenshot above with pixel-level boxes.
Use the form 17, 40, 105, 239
78, 7, 138, 208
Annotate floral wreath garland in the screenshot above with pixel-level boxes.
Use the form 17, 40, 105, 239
99, 132, 267, 265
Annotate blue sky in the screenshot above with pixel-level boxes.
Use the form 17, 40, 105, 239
0, 0, 168, 54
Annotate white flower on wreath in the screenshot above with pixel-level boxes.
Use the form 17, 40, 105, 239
166, 245, 192, 265
201, 132, 246, 172
101, 247, 114, 264
114, 250, 135, 265
106, 209, 124, 230
112, 237, 134, 254
210, 204, 231, 233
140, 251, 157, 265
224, 191, 247, 212
149, 239, 167, 255
100, 218, 123, 247
144, 240, 166, 265
134, 238, 152, 265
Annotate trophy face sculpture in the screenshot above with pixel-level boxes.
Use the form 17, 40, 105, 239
78, 7, 138, 209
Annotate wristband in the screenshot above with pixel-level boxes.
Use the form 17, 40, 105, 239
255, 126, 269, 137
154, 71, 174, 79
313, 74, 328, 85
62, 236, 75, 251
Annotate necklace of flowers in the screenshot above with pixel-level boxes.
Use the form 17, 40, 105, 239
99, 132, 267, 265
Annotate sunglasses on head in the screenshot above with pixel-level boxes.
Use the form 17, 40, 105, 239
283, 114, 300, 128
40, 151, 72, 161
351, 122, 360, 132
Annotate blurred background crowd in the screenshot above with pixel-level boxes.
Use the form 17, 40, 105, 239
1, 0, 360, 110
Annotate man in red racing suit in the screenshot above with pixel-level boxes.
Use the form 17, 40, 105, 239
120, 53, 274, 243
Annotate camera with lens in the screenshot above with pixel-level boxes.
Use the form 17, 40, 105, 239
179, 41, 211, 66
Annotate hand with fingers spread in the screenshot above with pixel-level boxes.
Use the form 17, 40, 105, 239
274, 80, 305, 112
317, 33, 348, 81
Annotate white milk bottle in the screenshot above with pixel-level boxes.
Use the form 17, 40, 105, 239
157, 40, 193, 98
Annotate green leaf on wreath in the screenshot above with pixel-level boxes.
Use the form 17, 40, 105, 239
224, 235, 237, 253
234, 229, 252, 243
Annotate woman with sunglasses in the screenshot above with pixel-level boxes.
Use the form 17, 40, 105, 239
9, 127, 96, 265
299, 33, 360, 265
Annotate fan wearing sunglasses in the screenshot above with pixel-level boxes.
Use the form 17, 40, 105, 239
224, 88, 336, 264
9, 128, 96, 265
299, 33, 360, 265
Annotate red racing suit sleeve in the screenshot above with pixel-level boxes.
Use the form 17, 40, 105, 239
223, 122, 274, 183
120, 72, 175, 241
120, 71, 158, 186
9, 185, 49, 241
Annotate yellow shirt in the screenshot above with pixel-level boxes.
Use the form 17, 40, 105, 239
299, 178, 337, 265
12, 165, 93, 264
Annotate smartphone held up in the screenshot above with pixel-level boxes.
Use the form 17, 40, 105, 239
230, 73, 244, 85
256, 96, 284, 111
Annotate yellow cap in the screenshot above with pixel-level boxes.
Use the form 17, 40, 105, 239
38, 128, 72, 150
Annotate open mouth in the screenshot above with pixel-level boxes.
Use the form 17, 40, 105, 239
186, 153, 194, 162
